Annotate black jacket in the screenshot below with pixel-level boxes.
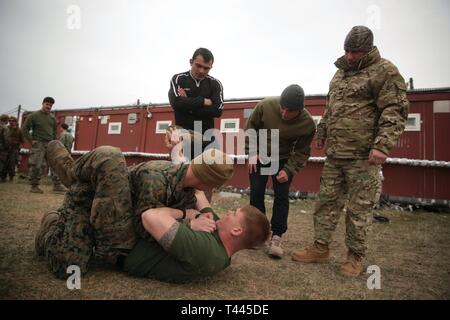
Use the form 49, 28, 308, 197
168, 71, 224, 133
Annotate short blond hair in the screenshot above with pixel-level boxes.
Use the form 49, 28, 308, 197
239, 205, 270, 248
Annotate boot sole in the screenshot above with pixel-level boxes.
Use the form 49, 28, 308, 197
340, 269, 362, 277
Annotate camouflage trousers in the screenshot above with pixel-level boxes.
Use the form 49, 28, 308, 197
0, 150, 7, 179
29, 140, 60, 186
313, 158, 379, 257
42, 146, 137, 278
4, 148, 20, 178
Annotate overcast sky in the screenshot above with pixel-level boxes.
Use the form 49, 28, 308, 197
0, 0, 449, 115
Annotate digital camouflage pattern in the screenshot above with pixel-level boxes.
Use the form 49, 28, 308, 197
317, 47, 409, 158
0, 123, 9, 177
128, 161, 197, 240
59, 131, 74, 153
28, 141, 60, 186
37, 146, 137, 278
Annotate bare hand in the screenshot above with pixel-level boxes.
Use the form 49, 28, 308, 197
368, 149, 388, 165
190, 215, 216, 233
276, 170, 289, 183
177, 87, 187, 97
248, 154, 258, 174
203, 98, 213, 107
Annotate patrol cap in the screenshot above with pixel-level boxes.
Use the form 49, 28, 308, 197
191, 148, 234, 188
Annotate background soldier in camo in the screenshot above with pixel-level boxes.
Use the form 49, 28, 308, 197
292, 26, 409, 277
4, 116, 24, 182
21, 97, 65, 193
0, 114, 10, 182
59, 123, 74, 153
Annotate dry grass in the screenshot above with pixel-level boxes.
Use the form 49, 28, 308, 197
1, 178, 450, 300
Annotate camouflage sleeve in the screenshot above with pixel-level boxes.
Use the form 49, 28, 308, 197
244, 102, 263, 155
373, 71, 410, 155
283, 125, 315, 177
135, 170, 169, 216
316, 95, 330, 141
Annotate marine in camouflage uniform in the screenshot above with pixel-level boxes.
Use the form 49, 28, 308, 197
0, 115, 10, 182
292, 26, 409, 276
59, 123, 74, 153
21, 97, 64, 193
4, 117, 24, 181
35, 143, 137, 278
128, 160, 198, 241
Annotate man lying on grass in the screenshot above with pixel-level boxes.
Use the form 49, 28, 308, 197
35, 141, 270, 282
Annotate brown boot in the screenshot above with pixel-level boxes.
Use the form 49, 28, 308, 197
30, 185, 44, 193
340, 250, 364, 277
292, 242, 330, 263
35, 211, 60, 256
53, 184, 67, 193
46, 140, 75, 188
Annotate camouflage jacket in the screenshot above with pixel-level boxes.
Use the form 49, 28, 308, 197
0, 124, 9, 151
128, 160, 197, 239
317, 47, 409, 158
59, 131, 74, 152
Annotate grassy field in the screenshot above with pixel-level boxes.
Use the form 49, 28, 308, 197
1, 178, 449, 300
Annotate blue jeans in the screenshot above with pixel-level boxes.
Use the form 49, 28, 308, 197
249, 159, 292, 237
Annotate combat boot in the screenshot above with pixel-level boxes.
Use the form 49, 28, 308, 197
35, 211, 60, 256
291, 242, 330, 263
30, 185, 44, 193
340, 250, 364, 277
266, 235, 284, 259
46, 140, 75, 188
52, 183, 67, 193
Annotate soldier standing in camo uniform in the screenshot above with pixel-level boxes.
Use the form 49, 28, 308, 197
0, 114, 10, 182
292, 26, 409, 277
58, 123, 74, 153
4, 116, 24, 181
21, 97, 65, 193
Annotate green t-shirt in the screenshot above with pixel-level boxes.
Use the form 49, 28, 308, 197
21, 110, 57, 142
123, 216, 230, 283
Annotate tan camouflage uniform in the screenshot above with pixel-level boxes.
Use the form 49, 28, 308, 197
314, 46, 409, 256
39, 146, 137, 278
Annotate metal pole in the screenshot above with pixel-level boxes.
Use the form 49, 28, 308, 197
17, 104, 22, 126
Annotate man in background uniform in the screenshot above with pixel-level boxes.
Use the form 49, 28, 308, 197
292, 26, 409, 276
59, 123, 74, 153
0, 114, 10, 182
21, 97, 65, 193
4, 116, 24, 182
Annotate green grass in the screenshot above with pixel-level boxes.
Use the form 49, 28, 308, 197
1, 178, 450, 299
